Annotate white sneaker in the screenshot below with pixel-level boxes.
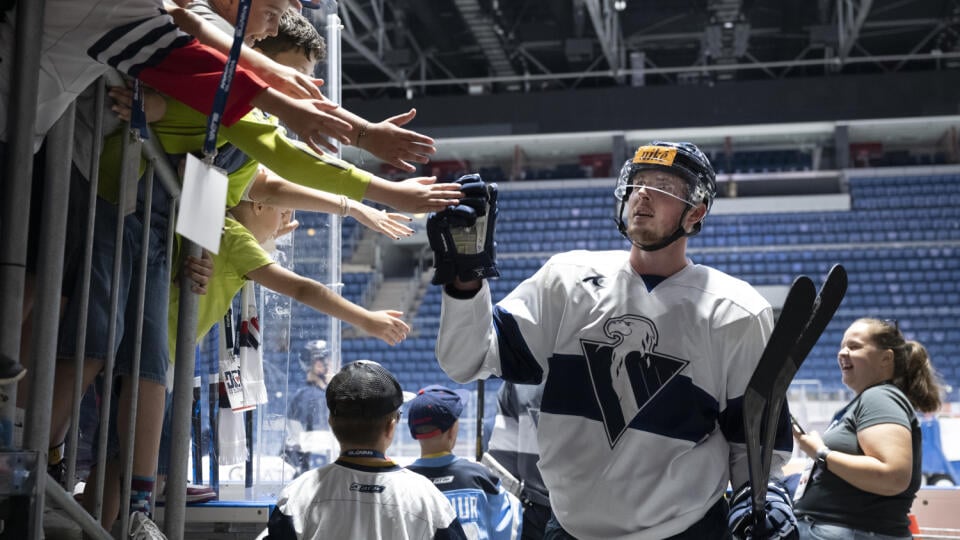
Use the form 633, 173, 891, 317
129, 511, 167, 540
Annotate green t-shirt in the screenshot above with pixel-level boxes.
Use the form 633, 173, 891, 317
99, 100, 372, 208
795, 383, 921, 537
167, 217, 274, 363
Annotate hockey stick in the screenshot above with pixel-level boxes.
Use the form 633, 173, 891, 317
744, 265, 848, 534
742, 275, 816, 532
476, 379, 485, 462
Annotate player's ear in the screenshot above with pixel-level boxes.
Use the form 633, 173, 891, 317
684, 202, 707, 233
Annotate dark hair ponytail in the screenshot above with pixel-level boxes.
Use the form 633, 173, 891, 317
893, 340, 944, 413
858, 318, 944, 412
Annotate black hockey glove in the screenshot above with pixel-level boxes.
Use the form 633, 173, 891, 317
728, 481, 798, 540
426, 173, 499, 285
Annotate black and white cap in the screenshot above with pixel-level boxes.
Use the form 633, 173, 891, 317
326, 360, 404, 418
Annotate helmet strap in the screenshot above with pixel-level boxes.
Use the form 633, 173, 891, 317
617, 204, 694, 252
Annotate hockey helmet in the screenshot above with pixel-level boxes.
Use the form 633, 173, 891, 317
299, 339, 330, 373
614, 141, 717, 244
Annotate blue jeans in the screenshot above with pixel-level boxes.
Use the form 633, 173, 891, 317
58, 184, 171, 386
798, 517, 911, 540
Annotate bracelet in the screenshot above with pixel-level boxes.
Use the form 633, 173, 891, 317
356, 121, 369, 149
338, 195, 350, 217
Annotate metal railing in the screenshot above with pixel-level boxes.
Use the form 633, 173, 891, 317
0, 6, 196, 536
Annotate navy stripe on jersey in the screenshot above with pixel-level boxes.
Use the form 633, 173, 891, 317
87, 15, 188, 75
88, 16, 160, 58
108, 21, 180, 71
131, 34, 194, 77
493, 306, 543, 384
720, 395, 793, 452
542, 353, 721, 443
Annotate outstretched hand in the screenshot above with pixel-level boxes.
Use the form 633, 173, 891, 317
359, 310, 410, 346
350, 202, 414, 240
360, 109, 437, 172
261, 94, 353, 153
385, 176, 464, 213
260, 62, 326, 101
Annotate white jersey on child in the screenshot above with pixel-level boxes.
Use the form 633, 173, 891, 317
268, 461, 463, 540
437, 250, 793, 540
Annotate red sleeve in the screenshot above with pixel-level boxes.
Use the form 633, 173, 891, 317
134, 38, 267, 127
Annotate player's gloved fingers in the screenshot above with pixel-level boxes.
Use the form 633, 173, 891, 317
445, 206, 479, 228
455, 173, 482, 186
459, 181, 488, 197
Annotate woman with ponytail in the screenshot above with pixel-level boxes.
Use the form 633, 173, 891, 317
791, 318, 945, 539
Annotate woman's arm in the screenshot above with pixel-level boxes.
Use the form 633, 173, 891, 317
363, 175, 463, 213
793, 423, 913, 496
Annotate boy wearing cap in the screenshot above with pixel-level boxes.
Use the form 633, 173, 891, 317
265, 361, 467, 540
407, 385, 523, 540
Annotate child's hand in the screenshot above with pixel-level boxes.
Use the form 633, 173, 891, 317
107, 85, 167, 123
388, 177, 464, 213
276, 96, 352, 154
259, 61, 325, 101
350, 202, 413, 240
359, 310, 410, 346
360, 109, 436, 172
275, 218, 299, 239
185, 251, 214, 295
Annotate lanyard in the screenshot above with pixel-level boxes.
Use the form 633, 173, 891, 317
130, 79, 149, 140
202, 0, 252, 161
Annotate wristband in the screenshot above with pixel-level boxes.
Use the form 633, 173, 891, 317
816, 446, 831, 468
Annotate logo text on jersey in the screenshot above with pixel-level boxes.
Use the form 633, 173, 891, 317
349, 482, 385, 493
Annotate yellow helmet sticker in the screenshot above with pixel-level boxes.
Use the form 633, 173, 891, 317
632, 145, 677, 166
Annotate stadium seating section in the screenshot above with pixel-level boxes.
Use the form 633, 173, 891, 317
290, 172, 960, 402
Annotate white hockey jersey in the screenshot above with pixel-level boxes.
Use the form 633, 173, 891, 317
266, 460, 465, 540
437, 250, 793, 540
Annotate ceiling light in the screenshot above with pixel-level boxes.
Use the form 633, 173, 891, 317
614, 0, 627, 12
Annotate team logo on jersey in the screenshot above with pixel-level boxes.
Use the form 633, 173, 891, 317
582, 315, 688, 447
349, 482, 385, 493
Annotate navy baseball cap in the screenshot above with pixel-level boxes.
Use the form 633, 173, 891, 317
408, 385, 468, 439
327, 360, 405, 418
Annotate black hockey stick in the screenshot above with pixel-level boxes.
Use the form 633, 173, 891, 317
744, 265, 848, 534
742, 276, 816, 526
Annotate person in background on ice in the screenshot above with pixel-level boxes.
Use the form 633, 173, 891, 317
792, 318, 944, 539
427, 141, 798, 539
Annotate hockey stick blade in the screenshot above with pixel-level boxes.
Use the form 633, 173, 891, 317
747, 265, 848, 535
743, 275, 816, 531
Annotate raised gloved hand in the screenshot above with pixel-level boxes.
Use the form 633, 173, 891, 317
426, 173, 499, 286
728, 481, 798, 540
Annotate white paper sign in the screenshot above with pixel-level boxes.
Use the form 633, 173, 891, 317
175, 154, 227, 254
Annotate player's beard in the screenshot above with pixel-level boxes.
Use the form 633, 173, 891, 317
626, 215, 675, 247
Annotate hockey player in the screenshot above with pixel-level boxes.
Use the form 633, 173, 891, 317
427, 142, 798, 539
283, 340, 332, 475
487, 381, 550, 539
265, 360, 467, 539
407, 384, 522, 540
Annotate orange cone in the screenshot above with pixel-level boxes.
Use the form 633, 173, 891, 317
908, 513, 921, 539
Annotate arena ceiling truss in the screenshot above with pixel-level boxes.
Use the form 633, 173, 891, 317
319, 0, 960, 99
